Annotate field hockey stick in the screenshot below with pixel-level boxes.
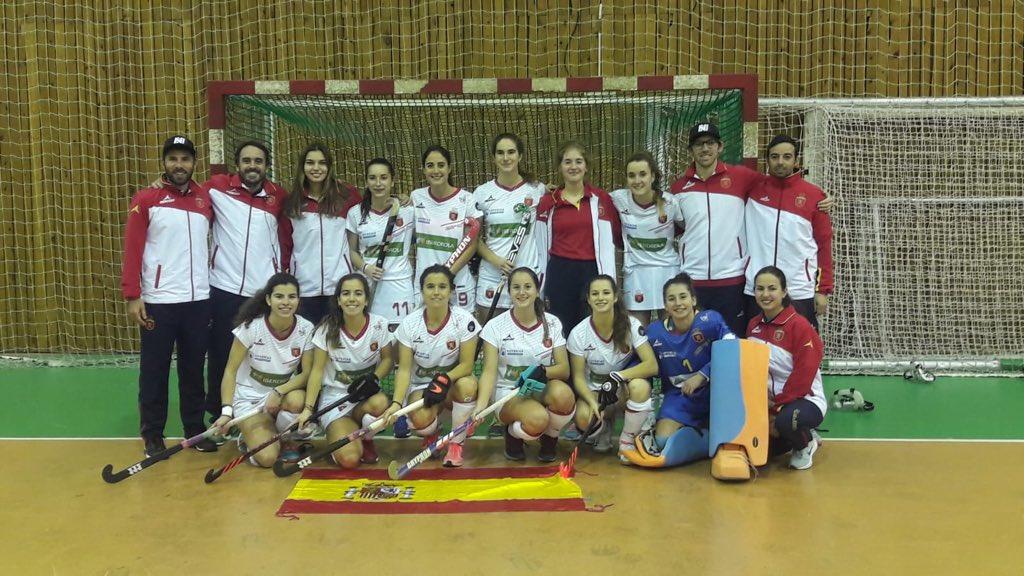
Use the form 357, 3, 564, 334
272, 398, 426, 478
443, 217, 481, 268
483, 210, 532, 325
387, 364, 542, 480
204, 390, 360, 484
368, 200, 399, 286
101, 409, 262, 484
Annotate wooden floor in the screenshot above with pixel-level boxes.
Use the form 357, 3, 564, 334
3, 439, 1022, 576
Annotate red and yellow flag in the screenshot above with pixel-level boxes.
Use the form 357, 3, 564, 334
277, 466, 586, 515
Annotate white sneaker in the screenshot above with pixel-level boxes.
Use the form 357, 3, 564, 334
594, 423, 614, 453
789, 438, 819, 470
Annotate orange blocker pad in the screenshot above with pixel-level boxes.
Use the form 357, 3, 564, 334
708, 339, 770, 467
277, 466, 586, 515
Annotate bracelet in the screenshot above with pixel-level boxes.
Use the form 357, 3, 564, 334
304, 404, 315, 411
390, 400, 402, 409
271, 387, 283, 397
362, 262, 370, 273
221, 405, 233, 418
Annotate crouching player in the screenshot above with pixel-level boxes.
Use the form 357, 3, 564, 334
301, 274, 392, 468
567, 275, 658, 462
382, 265, 481, 467
622, 273, 735, 469
211, 273, 314, 467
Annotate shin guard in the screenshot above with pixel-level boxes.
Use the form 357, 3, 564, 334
709, 339, 770, 480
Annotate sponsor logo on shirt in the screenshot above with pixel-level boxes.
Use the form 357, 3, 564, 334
159, 195, 175, 204
760, 195, 770, 202
255, 338, 265, 346
502, 334, 514, 341
680, 181, 697, 190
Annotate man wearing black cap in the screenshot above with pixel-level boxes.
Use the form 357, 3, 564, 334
744, 135, 834, 330
122, 136, 217, 456
670, 123, 763, 335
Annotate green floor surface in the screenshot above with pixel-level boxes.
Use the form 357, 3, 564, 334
0, 368, 1021, 439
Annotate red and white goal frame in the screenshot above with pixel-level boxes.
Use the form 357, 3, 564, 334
206, 74, 758, 175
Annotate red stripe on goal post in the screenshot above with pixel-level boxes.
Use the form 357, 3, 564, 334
496, 78, 533, 93
359, 80, 395, 94
290, 80, 326, 94
566, 77, 604, 92
207, 80, 256, 129
637, 75, 675, 90
422, 79, 463, 93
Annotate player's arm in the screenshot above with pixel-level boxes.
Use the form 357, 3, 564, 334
475, 341, 499, 414
213, 338, 248, 430
616, 341, 658, 381
546, 345, 570, 382
381, 343, 414, 424
374, 343, 395, 381
448, 335, 479, 381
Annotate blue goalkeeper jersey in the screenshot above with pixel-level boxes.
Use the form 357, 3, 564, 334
647, 309, 735, 423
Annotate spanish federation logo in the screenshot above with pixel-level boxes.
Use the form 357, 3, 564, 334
343, 482, 415, 501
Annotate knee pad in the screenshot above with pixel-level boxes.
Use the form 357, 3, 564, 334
709, 339, 769, 467
625, 398, 653, 413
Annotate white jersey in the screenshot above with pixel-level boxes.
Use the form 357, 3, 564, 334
346, 203, 415, 282
610, 188, 680, 270
473, 179, 545, 277
394, 306, 481, 389
232, 315, 315, 394
311, 313, 392, 391
567, 314, 648, 390
410, 187, 481, 289
480, 310, 566, 390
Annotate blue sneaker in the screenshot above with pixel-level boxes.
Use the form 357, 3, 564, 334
394, 415, 411, 439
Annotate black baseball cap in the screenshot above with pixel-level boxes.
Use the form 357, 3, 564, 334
688, 123, 721, 146
162, 135, 197, 158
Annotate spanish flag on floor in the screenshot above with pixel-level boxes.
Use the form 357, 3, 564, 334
277, 466, 586, 515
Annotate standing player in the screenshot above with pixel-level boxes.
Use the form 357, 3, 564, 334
279, 143, 361, 324
122, 136, 215, 456
205, 141, 289, 429
347, 158, 416, 329
744, 135, 834, 330
622, 273, 737, 469
747, 266, 826, 470
211, 273, 314, 467
473, 133, 546, 322
303, 274, 392, 468
410, 145, 481, 314
382, 265, 481, 467
477, 267, 574, 463
535, 141, 621, 337
670, 124, 762, 336
567, 275, 658, 460
610, 151, 680, 326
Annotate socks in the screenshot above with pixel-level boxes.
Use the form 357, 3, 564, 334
509, 421, 541, 442
361, 413, 379, 440
544, 407, 575, 438
275, 410, 299, 434
451, 401, 475, 443
621, 398, 654, 448
413, 417, 439, 437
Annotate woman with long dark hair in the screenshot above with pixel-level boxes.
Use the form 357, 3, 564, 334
211, 273, 314, 467
279, 143, 361, 323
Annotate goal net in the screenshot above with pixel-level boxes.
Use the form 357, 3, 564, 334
760, 99, 1024, 374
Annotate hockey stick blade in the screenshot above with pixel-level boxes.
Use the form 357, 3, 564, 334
203, 391, 358, 484
272, 399, 426, 478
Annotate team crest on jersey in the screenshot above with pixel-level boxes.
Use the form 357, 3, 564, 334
195, 197, 206, 208
486, 289, 495, 298
720, 176, 732, 189
524, 197, 534, 207
395, 217, 404, 227
467, 321, 476, 332
658, 213, 668, 224
795, 194, 807, 208
634, 292, 644, 303
449, 211, 458, 221
692, 331, 705, 344
542, 337, 553, 348
774, 328, 785, 341
447, 340, 457, 351
291, 347, 301, 357
370, 341, 379, 352
267, 196, 277, 205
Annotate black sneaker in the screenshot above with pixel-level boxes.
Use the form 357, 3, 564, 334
144, 436, 167, 458
504, 427, 525, 461
538, 434, 558, 462
192, 437, 218, 453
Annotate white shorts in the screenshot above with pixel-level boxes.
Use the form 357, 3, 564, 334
317, 385, 358, 429
623, 265, 679, 312
231, 383, 272, 419
370, 276, 415, 325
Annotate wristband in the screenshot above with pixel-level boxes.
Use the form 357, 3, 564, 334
221, 405, 233, 418
304, 404, 315, 411
390, 400, 402, 409
271, 387, 283, 397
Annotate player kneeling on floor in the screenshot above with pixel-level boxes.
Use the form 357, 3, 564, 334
623, 273, 736, 470
477, 267, 574, 463
211, 273, 315, 468
567, 275, 658, 462
302, 274, 393, 468
381, 265, 481, 468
